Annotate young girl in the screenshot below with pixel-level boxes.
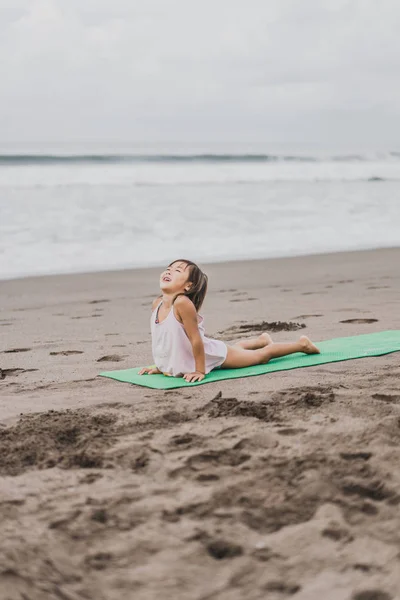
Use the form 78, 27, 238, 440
139, 259, 320, 383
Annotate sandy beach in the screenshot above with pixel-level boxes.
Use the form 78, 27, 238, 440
1, 247, 400, 600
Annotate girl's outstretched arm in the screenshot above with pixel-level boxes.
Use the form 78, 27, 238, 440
174, 295, 206, 382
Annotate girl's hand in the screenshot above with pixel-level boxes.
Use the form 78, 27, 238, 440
138, 366, 161, 375
183, 371, 205, 383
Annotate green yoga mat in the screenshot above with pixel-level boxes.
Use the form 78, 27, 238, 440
99, 330, 400, 390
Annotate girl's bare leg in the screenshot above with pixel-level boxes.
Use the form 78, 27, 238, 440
234, 333, 273, 350
221, 335, 319, 369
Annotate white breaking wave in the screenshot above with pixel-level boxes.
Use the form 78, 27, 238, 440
1, 158, 400, 188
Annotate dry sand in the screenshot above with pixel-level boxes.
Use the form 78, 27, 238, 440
1, 248, 400, 600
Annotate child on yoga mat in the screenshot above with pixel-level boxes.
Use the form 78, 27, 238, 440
139, 259, 320, 382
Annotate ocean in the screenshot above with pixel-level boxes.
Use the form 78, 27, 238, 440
1, 143, 399, 280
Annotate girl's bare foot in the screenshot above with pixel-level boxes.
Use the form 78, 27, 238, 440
299, 335, 320, 354
234, 332, 273, 351
260, 333, 273, 346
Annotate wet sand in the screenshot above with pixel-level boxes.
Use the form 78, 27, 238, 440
1, 248, 400, 600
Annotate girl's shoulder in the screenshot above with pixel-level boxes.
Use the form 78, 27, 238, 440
173, 295, 199, 324
173, 294, 196, 310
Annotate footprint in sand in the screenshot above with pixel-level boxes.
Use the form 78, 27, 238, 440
321, 526, 353, 542
0, 368, 38, 379
49, 350, 84, 356
97, 354, 126, 362
341, 479, 396, 502
352, 591, 392, 600
302, 291, 327, 295
367, 285, 390, 290
293, 314, 323, 319
252, 547, 276, 562
277, 428, 307, 436
353, 564, 375, 573
372, 393, 400, 403
230, 297, 257, 302
264, 582, 301, 595
79, 472, 103, 484
196, 473, 220, 482
85, 552, 113, 570
335, 308, 368, 313
340, 451, 372, 461
206, 539, 243, 560
88, 299, 110, 304
339, 318, 378, 324
2, 348, 31, 354
0, 320, 13, 327
170, 434, 195, 445
186, 449, 250, 471
71, 314, 102, 319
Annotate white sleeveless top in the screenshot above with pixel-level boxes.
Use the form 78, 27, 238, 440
151, 301, 227, 377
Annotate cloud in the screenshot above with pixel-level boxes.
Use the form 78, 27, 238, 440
1, 0, 400, 144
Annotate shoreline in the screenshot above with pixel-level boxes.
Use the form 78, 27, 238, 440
2, 244, 399, 285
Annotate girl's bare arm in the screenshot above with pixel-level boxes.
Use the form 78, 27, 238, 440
174, 295, 206, 382
138, 296, 163, 375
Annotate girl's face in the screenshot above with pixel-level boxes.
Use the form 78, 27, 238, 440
160, 261, 192, 294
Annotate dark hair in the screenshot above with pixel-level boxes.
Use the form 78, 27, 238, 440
169, 259, 208, 312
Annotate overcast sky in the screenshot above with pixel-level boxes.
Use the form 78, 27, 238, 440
1, 0, 400, 147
